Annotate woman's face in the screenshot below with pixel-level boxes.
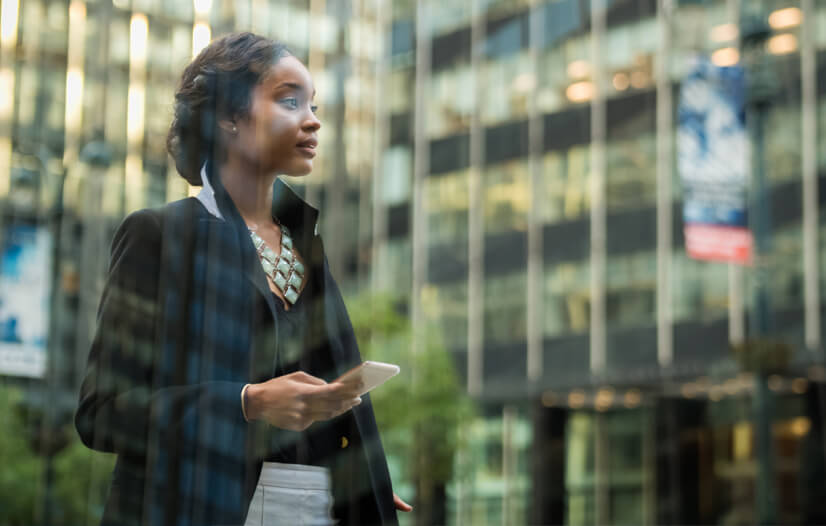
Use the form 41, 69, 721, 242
231, 55, 321, 176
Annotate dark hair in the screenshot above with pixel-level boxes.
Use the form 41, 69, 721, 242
166, 32, 291, 185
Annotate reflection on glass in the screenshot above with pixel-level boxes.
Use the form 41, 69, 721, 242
145, 80, 173, 158
606, 133, 656, 211
480, 0, 531, 19
43, 2, 68, 54
1, 0, 824, 524
566, 412, 596, 526
484, 159, 529, 234
481, 51, 531, 126
380, 146, 411, 205
538, 44, 569, 113
767, 104, 802, 182
428, 66, 474, 137
606, 251, 656, 328
429, 2, 471, 37
711, 414, 810, 525
771, 226, 803, 314
566, 410, 648, 526
109, 16, 131, 66
425, 169, 468, 244
672, 251, 728, 322
385, 238, 412, 300
388, 68, 413, 114
539, 146, 590, 224
458, 410, 531, 526
484, 272, 526, 344
105, 73, 128, 146
17, 65, 37, 128
544, 262, 590, 336
426, 281, 468, 351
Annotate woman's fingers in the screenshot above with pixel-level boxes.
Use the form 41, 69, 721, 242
290, 371, 327, 385
322, 396, 362, 418
256, 372, 364, 430
339, 397, 362, 414
324, 379, 363, 399
393, 493, 413, 512
303, 399, 357, 426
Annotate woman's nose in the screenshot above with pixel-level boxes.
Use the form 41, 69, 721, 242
303, 109, 321, 131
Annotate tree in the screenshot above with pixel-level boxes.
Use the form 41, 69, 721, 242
51, 429, 115, 525
347, 292, 474, 526
0, 382, 114, 526
0, 384, 41, 525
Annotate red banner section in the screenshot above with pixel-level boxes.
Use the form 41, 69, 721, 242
684, 224, 753, 264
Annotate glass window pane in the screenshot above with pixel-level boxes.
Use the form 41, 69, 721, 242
484, 159, 529, 234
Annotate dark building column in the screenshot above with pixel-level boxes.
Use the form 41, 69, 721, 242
531, 403, 566, 525
800, 382, 826, 525
655, 396, 707, 525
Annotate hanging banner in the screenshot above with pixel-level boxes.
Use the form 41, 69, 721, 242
0, 225, 52, 378
677, 56, 752, 263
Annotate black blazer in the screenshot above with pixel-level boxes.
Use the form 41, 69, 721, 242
75, 168, 398, 526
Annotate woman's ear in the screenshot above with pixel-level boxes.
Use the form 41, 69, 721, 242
218, 119, 238, 136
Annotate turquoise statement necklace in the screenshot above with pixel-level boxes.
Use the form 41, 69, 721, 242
248, 223, 305, 305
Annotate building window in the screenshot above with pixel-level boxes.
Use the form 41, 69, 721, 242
540, 146, 591, 224
380, 146, 412, 206
429, 2, 471, 37
427, 65, 474, 138
388, 69, 414, 114
481, 51, 532, 126
672, 251, 729, 322
484, 271, 526, 344
425, 169, 469, 245
390, 19, 414, 56
484, 11, 528, 59
766, 104, 802, 183
484, 159, 529, 234
545, 261, 590, 336
771, 225, 804, 315
425, 281, 468, 351
605, 251, 656, 328
606, 133, 656, 212
384, 237, 412, 298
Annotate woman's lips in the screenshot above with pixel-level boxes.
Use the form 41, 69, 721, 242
296, 145, 316, 158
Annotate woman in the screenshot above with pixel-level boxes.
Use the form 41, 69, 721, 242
75, 32, 410, 525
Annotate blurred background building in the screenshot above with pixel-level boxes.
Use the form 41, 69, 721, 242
1, 0, 826, 524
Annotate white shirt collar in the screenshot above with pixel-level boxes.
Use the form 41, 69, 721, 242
194, 164, 320, 236
195, 164, 224, 221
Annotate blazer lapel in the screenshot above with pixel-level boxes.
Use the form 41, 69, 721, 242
197, 164, 322, 335
244, 242, 278, 320
198, 163, 279, 320
271, 178, 319, 245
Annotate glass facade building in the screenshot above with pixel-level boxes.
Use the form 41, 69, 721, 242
2, 0, 826, 524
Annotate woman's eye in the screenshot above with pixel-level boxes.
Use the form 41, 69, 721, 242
281, 97, 298, 109
310, 104, 319, 114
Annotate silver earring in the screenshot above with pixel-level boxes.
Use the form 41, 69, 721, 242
231, 125, 237, 133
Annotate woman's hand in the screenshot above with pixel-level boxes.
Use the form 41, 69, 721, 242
394, 493, 413, 512
245, 371, 362, 431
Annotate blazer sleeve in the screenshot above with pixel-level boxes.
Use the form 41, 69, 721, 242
74, 209, 248, 458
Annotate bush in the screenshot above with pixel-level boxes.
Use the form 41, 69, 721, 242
0, 382, 115, 525
0, 384, 41, 526
347, 292, 474, 526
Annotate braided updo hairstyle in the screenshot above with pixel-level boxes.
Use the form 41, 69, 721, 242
166, 32, 291, 185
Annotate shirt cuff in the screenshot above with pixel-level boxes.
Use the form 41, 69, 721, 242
241, 383, 252, 422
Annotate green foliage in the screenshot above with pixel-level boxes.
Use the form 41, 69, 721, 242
0, 384, 41, 526
0, 383, 114, 526
52, 432, 116, 525
347, 292, 474, 510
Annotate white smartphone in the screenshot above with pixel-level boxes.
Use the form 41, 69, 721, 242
334, 360, 400, 396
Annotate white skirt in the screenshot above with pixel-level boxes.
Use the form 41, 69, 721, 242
243, 462, 336, 526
